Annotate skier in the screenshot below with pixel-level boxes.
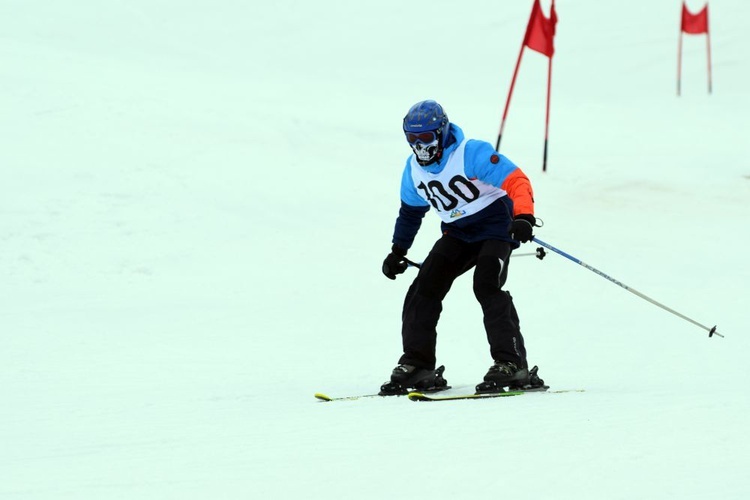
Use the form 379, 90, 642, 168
380, 100, 543, 395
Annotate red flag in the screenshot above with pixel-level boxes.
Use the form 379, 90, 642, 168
524, 0, 558, 57
681, 3, 709, 35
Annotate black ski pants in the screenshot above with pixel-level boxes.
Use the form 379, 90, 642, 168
399, 234, 527, 370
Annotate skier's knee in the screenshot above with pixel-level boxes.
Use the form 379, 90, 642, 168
416, 254, 453, 299
473, 255, 504, 300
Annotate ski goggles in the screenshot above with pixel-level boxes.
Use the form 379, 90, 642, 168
405, 130, 438, 144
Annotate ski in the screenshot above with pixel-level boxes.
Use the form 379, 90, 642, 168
315, 388, 582, 402
315, 385, 452, 402
314, 392, 393, 402
409, 390, 523, 401
408, 388, 584, 402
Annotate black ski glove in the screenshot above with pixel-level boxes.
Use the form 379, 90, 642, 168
510, 214, 536, 243
382, 244, 408, 280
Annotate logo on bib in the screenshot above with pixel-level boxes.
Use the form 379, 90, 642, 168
449, 209, 466, 219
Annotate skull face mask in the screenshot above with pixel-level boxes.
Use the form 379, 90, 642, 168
411, 139, 439, 165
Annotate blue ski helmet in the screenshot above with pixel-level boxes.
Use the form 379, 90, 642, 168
403, 100, 450, 166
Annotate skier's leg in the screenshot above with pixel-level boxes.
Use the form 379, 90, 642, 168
472, 240, 527, 367
399, 235, 468, 370
505, 291, 527, 369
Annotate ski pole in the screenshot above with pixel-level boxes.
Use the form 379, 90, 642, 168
516, 247, 546, 260
404, 246, 546, 270
404, 257, 421, 269
532, 237, 723, 338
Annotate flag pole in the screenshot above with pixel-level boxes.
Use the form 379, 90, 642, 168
543, 53, 552, 172
677, 28, 683, 96
496, 43, 526, 151
706, 28, 713, 94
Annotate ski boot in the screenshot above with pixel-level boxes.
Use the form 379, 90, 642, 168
475, 361, 529, 394
508, 365, 549, 392
379, 364, 449, 396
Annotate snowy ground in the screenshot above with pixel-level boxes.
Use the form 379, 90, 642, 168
2, 1, 749, 498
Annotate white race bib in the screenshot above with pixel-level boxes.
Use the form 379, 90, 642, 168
409, 140, 506, 223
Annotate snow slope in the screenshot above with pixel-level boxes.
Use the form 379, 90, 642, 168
1, 1, 749, 498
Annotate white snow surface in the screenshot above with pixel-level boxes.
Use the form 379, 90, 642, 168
2, 1, 749, 498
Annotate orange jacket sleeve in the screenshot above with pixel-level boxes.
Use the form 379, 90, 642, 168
500, 168, 534, 216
